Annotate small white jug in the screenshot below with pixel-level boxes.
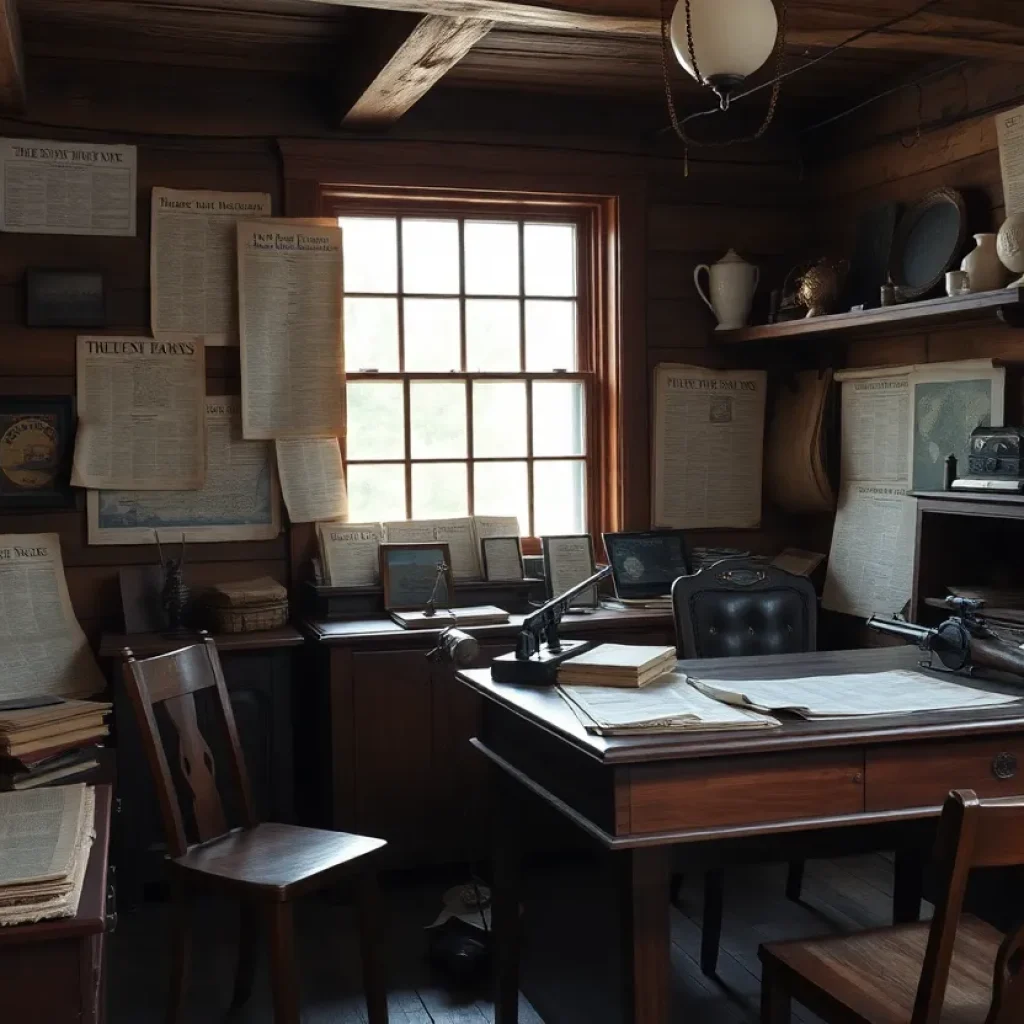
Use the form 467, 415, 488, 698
694, 249, 759, 330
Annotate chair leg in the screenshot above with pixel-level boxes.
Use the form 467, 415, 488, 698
701, 869, 724, 977
760, 964, 791, 1024
166, 879, 191, 1024
785, 860, 806, 904
669, 872, 684, 907
266, 901, 301, 1024
230, 903, 259, 1011
356, 873, 389, 1024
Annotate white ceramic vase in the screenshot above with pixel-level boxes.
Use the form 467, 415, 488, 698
997, 214, 1024, 287
960, 233, 1008, 292
694, 249, 759, 330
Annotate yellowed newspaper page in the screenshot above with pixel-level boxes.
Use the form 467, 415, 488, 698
384, 518, 481, 580
275, 437, 347, 524
652, 364, 767, 529
71, 336, 206, 490
0, 139, 136, 236
998, 103, 1024, 219
0, 784, 88, 886
238, 220, 344, 439
151, 188, 271, 346
317, 522, 384, 587
0, 535, 105, 700
87, 396, 280, 544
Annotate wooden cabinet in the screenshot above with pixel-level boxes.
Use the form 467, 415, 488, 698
302, 610, 675, 866
99, 629, 303, 905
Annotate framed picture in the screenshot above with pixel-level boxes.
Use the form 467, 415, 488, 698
603, 529, 692, 600
380, 542, 454, 611
481, 536, 524, 582
26, 270, 106, 327
0, 397, 75, 508
542, 534, 598, 609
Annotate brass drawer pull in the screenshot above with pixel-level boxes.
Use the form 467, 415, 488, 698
992, 753, 1019, 781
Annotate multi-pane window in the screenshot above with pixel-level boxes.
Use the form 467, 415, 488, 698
338, 210, 590, 537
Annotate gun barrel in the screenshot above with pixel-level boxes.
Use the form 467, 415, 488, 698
866, 616, 931, 642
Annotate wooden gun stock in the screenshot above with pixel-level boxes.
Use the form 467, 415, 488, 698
970, 637, 1024, 679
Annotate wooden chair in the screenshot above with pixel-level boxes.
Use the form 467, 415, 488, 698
670, 558, 818, 977
760, 789, 1024, 1024
121, 637, 389, 1024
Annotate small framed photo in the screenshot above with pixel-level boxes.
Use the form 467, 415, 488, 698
603, 529, 692, 600
0, 396, 75, 508
542, 534, 598, 609
26, 270, 106, 327
481, 536, 524, 582
380, 542, 454, 611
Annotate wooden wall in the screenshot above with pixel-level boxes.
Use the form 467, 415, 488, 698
0, 56, 800, 637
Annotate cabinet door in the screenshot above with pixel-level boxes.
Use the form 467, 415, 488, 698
351, 650, 433, 854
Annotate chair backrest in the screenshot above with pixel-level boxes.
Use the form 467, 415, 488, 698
671, 558, 817, 659
913, 790, 1024, 1024
121, 636, 255, 857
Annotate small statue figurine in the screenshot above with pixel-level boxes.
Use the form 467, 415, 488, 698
422, 560, 450, 618
156, 531, 190, 633
797, 259, 846, 318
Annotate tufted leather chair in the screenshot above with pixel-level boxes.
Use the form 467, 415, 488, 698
671, 557, 817, 660
670, 557, 817, 977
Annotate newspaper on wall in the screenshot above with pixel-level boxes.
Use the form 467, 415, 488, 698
71, 337, 206, 491
0, 534, 106, 701
0, 138, 136, 236
997, 103, 1024, 219
86, 396, 279, 544
317, 521, 384, 587
238, 220, 345, 439
151, 188, 272, 347
652, 364, 767, 529
275, 437, 347, 524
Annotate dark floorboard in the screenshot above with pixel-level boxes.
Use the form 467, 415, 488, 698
108, 853, 923, 1023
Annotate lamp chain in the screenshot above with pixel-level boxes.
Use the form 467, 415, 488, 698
661, 0, 788, 174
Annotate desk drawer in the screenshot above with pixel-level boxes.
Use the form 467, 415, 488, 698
866, 737, 1024, 812
627, 751, 863, 835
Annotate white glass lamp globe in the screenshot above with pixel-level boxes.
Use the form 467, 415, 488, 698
670, 0, 779, 108
997, 213, 1024, 287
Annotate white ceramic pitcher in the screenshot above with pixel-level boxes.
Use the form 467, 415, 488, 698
694, 249, 759, 330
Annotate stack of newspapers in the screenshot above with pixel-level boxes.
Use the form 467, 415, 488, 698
0, 783, 96, 926
558, 672, 780, 736
557, 645, 677, 689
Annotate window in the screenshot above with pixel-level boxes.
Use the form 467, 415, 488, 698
334, 205, 592, 539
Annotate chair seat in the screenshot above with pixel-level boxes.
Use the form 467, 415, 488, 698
170, 822, 386, 901
760, 915, 1003, 1024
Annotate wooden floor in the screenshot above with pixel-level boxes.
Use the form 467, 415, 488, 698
108, 853, 912, 1024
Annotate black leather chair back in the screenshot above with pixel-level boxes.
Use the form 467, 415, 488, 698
671, 558, 817, 659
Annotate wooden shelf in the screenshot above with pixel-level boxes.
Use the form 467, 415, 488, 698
715, 288, 1024, 344
911, 490, 1024, 507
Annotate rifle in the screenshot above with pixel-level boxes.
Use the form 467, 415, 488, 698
867, 596, 1024, 679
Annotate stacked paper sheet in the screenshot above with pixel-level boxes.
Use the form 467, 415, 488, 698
0, 699, 110, 760
558, 644, 677, 688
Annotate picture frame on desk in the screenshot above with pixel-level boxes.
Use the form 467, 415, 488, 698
603, 529, 692, 600
542, 534, 598, 609
25, 269, 106, 327
380, 542, 454, 611
0, 397, 75, 508
481, 536, 524, 582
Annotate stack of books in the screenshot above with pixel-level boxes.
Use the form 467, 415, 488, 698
0, 783, 96, 926
557, 644, 677, 688
602, 595, 673, 611
0, 698, 110, 791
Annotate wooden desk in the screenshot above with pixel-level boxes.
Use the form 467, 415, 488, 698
457, 647, 1024, 1024
0, 785, 113, 1024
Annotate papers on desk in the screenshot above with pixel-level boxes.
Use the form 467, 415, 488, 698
559, 673, 781, 736
557, 644, 677, 688
688, 670, 1021, 720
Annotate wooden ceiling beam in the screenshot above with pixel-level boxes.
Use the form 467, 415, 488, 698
0, 0, 25, 111
339, 11, 493, 128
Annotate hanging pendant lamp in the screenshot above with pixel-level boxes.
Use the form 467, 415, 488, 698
670, 0, 779, 109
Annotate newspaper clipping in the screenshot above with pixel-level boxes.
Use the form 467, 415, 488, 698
151, 188, 272, 346
384, 518, 482, 580
87, 396, 280, 544
238, 221, 345, 439
652, 364, 767, 529
998, 103, 1024, 219
72, 337, 206, 491
840, 376, 910, 482
317, 522, 384, 587
0, 534, 106, 701
275, 437, 347, 524
0, 138, 136, 236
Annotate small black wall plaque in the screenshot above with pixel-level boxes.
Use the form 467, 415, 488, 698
26, 269, 106, 327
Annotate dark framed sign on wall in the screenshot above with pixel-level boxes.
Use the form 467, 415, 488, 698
0, 397, 76, 508
25, 270, 106, 327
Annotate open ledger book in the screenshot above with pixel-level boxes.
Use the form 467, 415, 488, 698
559, 673, 780, 736
687, 669, 1021, 720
